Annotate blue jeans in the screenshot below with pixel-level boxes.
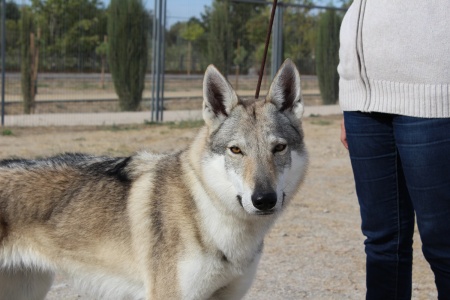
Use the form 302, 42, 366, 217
344, 111, 450, 300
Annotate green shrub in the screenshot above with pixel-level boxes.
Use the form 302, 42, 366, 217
108, 0, 149, 111
20, 7, 33, 114
2, 129, 13, 136
315, 10, 342, 105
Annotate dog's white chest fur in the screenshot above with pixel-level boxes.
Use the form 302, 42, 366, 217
0, 59, 307, 300
178, 248, 261, 300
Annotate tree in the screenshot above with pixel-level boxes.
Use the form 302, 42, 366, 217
4, 1, 20, 21
108, 0, 148, 111
180, 21, 204, 75
95, 35, 108, 88
283, 6, 318, 75
206, 0, 232, 75
228, 2, 262, 73
166, 18, 207, 73
245, 7, 271, 71
20, 7, 40, 114
166, 21, 187, 72
233, 39, 247, 90
31, 0, 107, 71
4, 1, 21, 69
203, 1, 262, 75
315, 9, 341, 105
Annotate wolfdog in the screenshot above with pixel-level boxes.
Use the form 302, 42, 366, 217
0, 59, 308, 300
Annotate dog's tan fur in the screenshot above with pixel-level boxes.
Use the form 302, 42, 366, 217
0, 59, 308, 300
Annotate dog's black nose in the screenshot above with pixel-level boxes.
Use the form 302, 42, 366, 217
251, 192, 277, 211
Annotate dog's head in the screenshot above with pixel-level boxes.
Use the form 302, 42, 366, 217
201, 59, 308, 217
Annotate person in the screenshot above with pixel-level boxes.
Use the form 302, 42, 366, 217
338, 1, 450, 299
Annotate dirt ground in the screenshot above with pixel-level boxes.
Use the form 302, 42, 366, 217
0, 115, 437, 299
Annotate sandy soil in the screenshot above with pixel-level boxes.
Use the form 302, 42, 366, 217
0, 116, 437, 299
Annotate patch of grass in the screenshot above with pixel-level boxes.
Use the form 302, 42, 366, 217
55, 103, 67, 110
101, 119, 204, 132
106, 124, 140, 132
143, 120, 166, 126
2, 129, 13, 136
143, 119, 204, 129
167, 120, 204, 129
110, 124, 120, 131
310, 119, 332, 126
73, 82, 97, 90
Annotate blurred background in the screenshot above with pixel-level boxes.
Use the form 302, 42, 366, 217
0, 0, 350, 126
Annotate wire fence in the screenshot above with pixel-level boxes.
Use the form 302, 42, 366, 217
0, 0, 345, 127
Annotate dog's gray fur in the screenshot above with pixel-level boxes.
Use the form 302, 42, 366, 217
0, 59, 308, 300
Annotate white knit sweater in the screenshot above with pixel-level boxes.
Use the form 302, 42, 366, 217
338, 0, 450, 118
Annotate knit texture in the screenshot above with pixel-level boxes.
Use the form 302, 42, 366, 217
338, 0, 450, 118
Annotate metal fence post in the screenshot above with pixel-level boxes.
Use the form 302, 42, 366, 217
1, 0, 5, 126
151, 0, 158, 122
151, 0, 166, 122
160, 0, 166, 121
271, 3, 283, 80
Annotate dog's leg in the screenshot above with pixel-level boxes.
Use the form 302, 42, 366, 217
210, 253, 262, 300
0, 267, 54, 300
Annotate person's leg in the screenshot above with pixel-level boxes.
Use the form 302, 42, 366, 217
344, 111, 415, 300
394, 116, 450, 298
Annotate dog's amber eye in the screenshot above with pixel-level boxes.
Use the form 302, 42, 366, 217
273, 144, 287, 153
230, 146, 242, 154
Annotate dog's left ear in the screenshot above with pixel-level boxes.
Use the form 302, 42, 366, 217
266, 59, 303, 120
202, 64, 239, 128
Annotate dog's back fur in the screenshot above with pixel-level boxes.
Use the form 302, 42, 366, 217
0, 59, 308, 300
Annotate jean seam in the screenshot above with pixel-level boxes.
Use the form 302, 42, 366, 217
394, 149, 400, 300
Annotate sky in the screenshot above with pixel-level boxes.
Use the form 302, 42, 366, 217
144, 0, 342, 26
143, 0, 342, 27
13, 0, 213, 26
164, 0, 212, 25
13, 0, 342, 27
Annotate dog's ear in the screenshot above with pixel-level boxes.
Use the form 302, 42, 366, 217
266, 59, 303, 120
202, 64, 239, 128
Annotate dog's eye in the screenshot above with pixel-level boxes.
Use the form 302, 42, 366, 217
273, 144, 287, 153
230, 146, 242, 154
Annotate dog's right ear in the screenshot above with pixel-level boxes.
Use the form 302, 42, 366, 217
202, 65, 238, 128
266, 59, 303, 120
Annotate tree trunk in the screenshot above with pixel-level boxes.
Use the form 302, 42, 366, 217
187, 41, 192, 76
100, 35, 107, 89
29, 29, 40, 114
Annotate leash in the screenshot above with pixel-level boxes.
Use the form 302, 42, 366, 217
255, 0, 278, 99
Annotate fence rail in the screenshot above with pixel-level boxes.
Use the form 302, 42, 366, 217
1, 0, 346, 127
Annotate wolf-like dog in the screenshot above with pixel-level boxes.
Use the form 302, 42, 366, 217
0, 59, 308, 300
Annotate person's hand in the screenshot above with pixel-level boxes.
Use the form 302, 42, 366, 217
340, 118, 348, 150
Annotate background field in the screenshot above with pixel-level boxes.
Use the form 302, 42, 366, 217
0, 115, 437, 299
